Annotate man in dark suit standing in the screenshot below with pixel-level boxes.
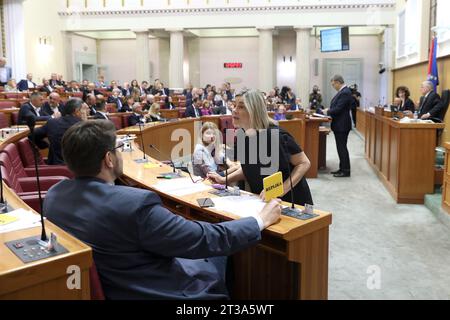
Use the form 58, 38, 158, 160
418, 80, 442, 121
41, 92, 64, 117
17, 73, 37, 92
325, 75, 354, 178
185, 97, 202, 118
43, 120, 281, 299
34, 98, 88, 165
18, 92, 53, 125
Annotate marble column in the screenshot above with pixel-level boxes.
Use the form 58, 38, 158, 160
295, 26, 312, 109
167, 28, 185, 89
4, 0, 26, 80
133, 29, 150, 81
257, 27, 274, 92
63, 31, 74, 81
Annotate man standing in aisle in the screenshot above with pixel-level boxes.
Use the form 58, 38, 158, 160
325, 75, 355, 178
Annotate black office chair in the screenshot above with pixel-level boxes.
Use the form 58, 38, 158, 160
434, 89, 450, 149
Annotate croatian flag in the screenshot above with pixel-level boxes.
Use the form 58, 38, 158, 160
427, 37, 439, 91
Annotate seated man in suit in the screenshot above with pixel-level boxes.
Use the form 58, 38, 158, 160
66, 81, 81, 93
418, 80, 442, 121
49, 73, 62, 88
120, 96, 134, 113
83, 82, 101, 101
43, 120, 281, 299
128, 103, 150, 126
85, 94, 98, 116
107, 88, 124, 111
40, 79, 54, 95
17, 73, 37, 92
18, 92, 54, 125
291, 98, 303, 111
34, 98, 89, 165
41, 92, 64, 117
93, 100, 109, 120
185, 97, 202, 118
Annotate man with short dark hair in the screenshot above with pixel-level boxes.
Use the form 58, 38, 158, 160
34, 98, 89, 165
185, 97, 202, 118
325, 75, 354, 178
43, 120, 281, 299
18, 92, 53, 125
93, 100, 109, 120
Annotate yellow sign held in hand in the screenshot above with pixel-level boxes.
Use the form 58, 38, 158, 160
263, 172, 284, 202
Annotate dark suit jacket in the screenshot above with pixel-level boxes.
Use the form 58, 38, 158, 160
83, 89, 101, 101
399, 98, 415, 113
39, 86, 53, 95
66, 87, 81, 93
34, 115, 81, 165
17, 79, 37, 91
44, 177, 260, 299
107, 96, 123, 111
128, 113, 147, 126
18, 103, 51, 125
185, 105, 200, 118
93, 112, 109, 120
120, 104, 133, 113
328, 86, 354, 133
40, 102, 65, 117
418, 91, 442, 120
122, 88, 132, 97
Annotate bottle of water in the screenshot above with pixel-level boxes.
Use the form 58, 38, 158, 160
413, 111, 418, 121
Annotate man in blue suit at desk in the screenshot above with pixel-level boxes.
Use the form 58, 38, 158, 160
44, 120, 281, 300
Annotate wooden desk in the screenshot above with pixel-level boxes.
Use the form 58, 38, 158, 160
442, 143, 450, 214
160, 109, 180, 120
365, 111, 444, 204
356, 108, 366, 138
0, 108, 20, 127
120, 144, 332, 300
0, 130, 93, 300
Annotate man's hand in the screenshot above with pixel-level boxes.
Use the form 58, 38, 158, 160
421, 113, 431, 120
53, 110, 62, 119
207, 172, 225, 184
257, 199, 282, 229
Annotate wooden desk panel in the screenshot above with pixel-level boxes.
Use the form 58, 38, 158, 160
365, 112, 444, 204
443, 143, 450, 214
356, 109, 366, 137
0, 130, 93, 300
120, 145, 332, 300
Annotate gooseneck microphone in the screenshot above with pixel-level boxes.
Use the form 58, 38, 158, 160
26, 115, 47, 241
134, 120, 149, 163
149, 144, 182, 178
0, 158, 7, 213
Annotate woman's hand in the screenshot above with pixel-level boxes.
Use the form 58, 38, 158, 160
207, 172, 225, 184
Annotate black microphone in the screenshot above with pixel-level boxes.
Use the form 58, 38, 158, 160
26, 115, 47, 241
0, 157, 7, 213
134, 120, 148, 163
280, 133, 302, 217
149, 144, 182, 178
223, 119, 229, 190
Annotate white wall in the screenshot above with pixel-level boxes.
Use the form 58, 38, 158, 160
197, 37, 259, 91
310, 35, 381, 107
276, 31, 296, 90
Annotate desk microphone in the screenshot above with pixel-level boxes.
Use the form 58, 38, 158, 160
25, 115, 46, 241
149, 144, 182, 178
0, 158, 7, 213
280, 134, 299, 215
134, 121, 149, 163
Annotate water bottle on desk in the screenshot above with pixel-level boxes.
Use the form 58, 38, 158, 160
413, 111, 418, 122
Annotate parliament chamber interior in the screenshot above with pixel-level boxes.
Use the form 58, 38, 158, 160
1, 0, 450, 304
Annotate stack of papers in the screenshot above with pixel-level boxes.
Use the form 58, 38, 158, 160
153, 177, 212, 196
211, 195, 267, 218
0, 209, 43, 234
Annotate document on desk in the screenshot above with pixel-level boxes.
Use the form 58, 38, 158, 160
211, 195, 267, 218
153, 178, 212, 196
0, 209, 43, 234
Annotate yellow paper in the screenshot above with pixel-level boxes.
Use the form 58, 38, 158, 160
0, 214, 19, 226
144, 163, 161, 169
263, 172, 284, 202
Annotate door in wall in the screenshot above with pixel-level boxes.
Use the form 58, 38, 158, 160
323, 59, 363, 108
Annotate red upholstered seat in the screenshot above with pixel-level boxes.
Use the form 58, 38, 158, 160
0, 100, 19, 109
0, 113, 8, 129
121, 114, 132, 128
89, 263, 105, 300
17, 138, 45, 166
105, 103, 117, 113
11, 112, 19, 125
109, 116, 122, 130
68, 92, 83, 99
4, 93, 28, 100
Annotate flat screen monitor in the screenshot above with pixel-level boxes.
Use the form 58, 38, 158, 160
320, 27, 350, 52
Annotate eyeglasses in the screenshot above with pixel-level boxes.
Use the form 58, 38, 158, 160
110, 142, 125, 153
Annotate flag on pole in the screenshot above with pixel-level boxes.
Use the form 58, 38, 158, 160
427, 37, 439, 91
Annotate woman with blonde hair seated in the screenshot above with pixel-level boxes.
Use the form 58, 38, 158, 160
148, 103, 165, 122
193, 122, 237, 178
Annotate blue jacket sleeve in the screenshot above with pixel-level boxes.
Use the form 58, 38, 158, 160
328, 90, 353, 117
136, 193, 261, 259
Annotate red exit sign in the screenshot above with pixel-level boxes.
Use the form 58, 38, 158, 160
224, 63, 243, 68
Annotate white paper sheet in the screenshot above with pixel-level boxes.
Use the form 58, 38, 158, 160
153, 177, 212, 196
211, 195, 267, 218
0, 209, 43, 234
